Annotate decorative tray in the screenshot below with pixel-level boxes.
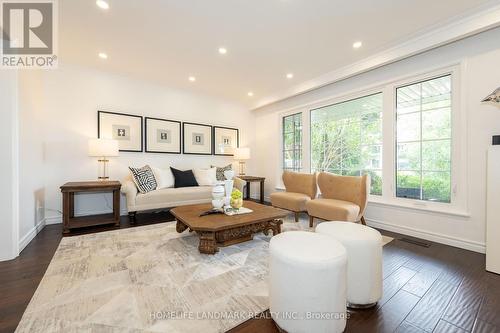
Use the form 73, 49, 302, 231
224, 207, 253, 216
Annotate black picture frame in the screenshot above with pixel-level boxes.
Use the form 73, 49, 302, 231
182, 122, 213, 155
145, 117, 182, 154
97, 111, 143, 152
213, 126, 239, 156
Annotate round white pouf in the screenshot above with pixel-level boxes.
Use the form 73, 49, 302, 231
269, 231, 347, 333
316, 221, 383, 308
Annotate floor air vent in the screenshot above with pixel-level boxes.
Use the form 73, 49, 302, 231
399, 238, 431, 248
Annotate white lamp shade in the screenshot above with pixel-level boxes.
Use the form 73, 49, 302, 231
234, 147, 250, 160
88, 139, 119, 157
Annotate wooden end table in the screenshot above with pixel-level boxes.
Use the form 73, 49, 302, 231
60, 181, 121, 234
238, 176, 265, 203
171, 201, 287, 254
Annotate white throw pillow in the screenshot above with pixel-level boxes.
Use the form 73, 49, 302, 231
193, 167, 218, 186
152, 167, 175, 189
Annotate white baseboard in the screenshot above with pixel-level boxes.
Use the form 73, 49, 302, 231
45, 215, 62, 225
366, 218, 486, 253
19, 218, 46, 252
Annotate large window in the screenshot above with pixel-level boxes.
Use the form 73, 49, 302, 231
279, 68, 461, 211
310, 93, 383, 195
396, 75, 452, 203
282, 113, 302, 172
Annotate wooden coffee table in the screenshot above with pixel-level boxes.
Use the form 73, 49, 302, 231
171, 201, 288, 254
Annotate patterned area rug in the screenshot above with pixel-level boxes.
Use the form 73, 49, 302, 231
16, 214, 393, 333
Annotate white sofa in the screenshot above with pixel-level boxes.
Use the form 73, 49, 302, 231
121, 174, 245, 222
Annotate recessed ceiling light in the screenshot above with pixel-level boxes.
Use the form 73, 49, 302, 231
286, 73, 294, 79
247, 92, 254, 97
98, 52, 108, 59
353, 41, 362, 49
218, 47, 227, 55
96, 0, 109, 10
188, 76, 196, 82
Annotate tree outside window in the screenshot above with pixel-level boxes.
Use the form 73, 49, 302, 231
310, 93, 383, 195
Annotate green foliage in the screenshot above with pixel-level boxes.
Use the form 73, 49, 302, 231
231, 189, 242, 200
311, 100, 383, 196
397, 173, 450, 203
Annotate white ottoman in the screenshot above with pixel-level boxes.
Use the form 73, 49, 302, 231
269, 231, 347, 333
316, 221, 382, 308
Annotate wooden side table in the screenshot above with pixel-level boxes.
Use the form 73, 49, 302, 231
60, 181, 121, 234
238, 176, 265, 203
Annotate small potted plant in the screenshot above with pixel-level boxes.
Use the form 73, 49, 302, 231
230, 189, 243, 210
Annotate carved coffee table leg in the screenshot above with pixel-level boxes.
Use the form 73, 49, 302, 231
198, 231, 218, 254
263, 219, 283, 236
176, 220, 188, 233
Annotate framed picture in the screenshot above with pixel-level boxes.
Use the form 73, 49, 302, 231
98, 111, 143, 152
182, 122, 213, 155
213, 126, 239, 156
145, 117, 181, 154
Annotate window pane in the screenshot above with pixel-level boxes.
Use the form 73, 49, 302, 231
361, 117, 382, 145
311, 93, 382, 195
397, 142, 420, 171
283, 117, 294, 133
282, 113, 302, 172
396, 171, 421, 200
422, 108, 451, 140
397, 113, 420, 142
422, 172, 451, 203
342, 170, 361, 176
365, 170, 382, 196
397, 85, 421, 114
396, 75, 452, 202
422, 140, 451, 171
283, 132, 295, 150
361, 145, 382, 170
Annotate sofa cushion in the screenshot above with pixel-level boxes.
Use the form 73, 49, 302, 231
306, 198, 360, 222
212, 164, 233, 181
135, 186, 213, 207
129, 165, 157, 194
193, 167, 217, 186
270, 192, 311, 212
170, 167, 199, 188
152, 167, 174, 189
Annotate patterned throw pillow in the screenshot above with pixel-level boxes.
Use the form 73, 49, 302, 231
129, 165, 158, 194
212, 164, 233, 181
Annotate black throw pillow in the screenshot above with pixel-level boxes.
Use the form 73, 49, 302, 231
170, 167, 199, 188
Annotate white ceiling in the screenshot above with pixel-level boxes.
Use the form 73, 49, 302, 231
59, 0, 498, 108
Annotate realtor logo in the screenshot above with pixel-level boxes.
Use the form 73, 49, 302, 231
1, 0, 58, 68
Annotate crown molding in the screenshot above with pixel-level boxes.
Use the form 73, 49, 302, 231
252, 2, 500, 110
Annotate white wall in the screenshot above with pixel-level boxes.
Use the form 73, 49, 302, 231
0, 70, 19, 261
254, 27, 500, 253
17, 63, 255, 242
18, 70, 46, 250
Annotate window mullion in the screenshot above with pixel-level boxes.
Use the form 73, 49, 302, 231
420, 82, 424, 200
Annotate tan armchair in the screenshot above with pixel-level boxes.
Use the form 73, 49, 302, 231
306, 172, 370, 227
270, 171, 318, 222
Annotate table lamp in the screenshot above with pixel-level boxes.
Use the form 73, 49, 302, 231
88, 138, 119, 180
234, 147, 250, 175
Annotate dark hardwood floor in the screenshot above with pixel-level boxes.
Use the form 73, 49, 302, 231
1, 211, 499, 333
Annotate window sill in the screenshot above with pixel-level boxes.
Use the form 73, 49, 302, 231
368, 197, 470, 217
274, 186, 470, 218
